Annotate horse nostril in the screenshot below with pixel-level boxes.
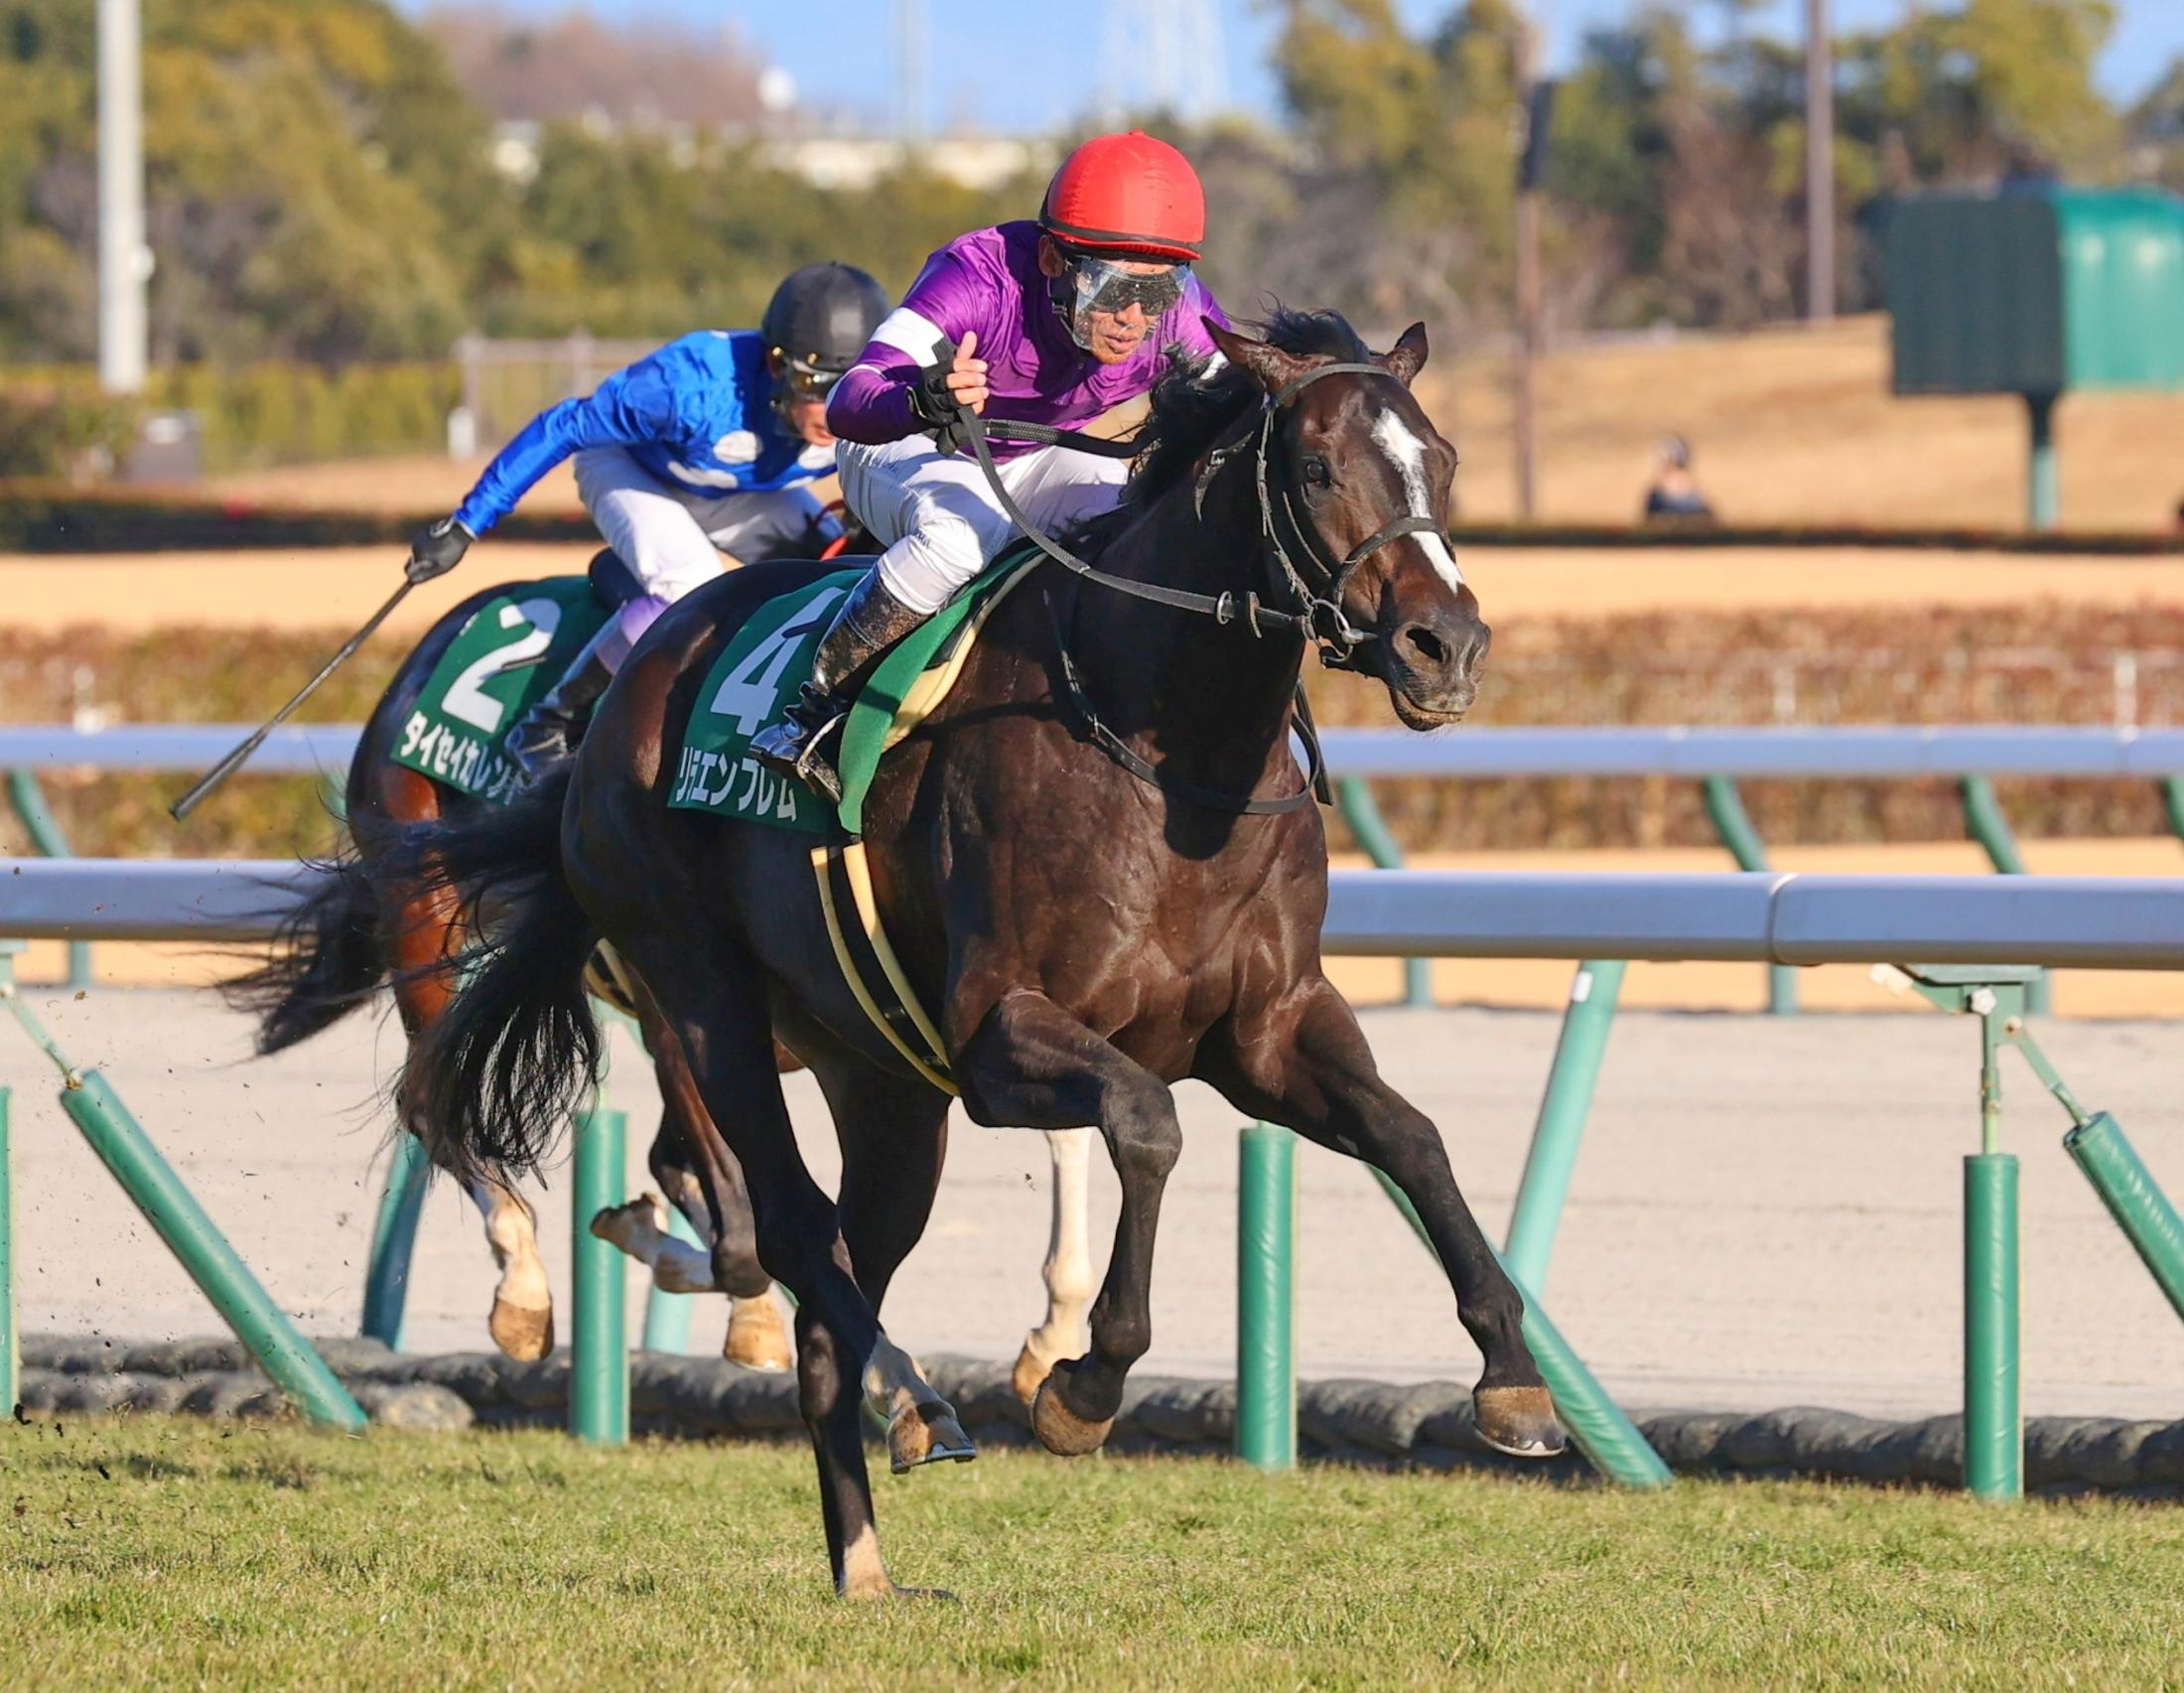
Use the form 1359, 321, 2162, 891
1401, 624, 1448, 668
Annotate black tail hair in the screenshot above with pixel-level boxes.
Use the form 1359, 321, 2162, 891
221, 850, 385, 1054
381, 766, 604, 1186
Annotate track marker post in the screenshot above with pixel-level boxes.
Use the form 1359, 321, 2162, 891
0, 946, 364, 1430
1335, 777, 1432, 1009
1504, 959, 1625, 1294
1701, 776, 1794, 1014
571, 1106, 629, 1443
360, 1131, 432, 1350
1235, 1123, 1297, 1471
1, 1083, 16, 1414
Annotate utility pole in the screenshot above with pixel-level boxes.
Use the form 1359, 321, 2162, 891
97, 0, 149, 392
895, 0, 927, 143
1805, 0, 1836, 321
1512, 24, 1547, 520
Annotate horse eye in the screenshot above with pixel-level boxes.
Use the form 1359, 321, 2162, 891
1301, 456, 1332, 489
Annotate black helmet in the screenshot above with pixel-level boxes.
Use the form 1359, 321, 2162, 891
762, 263, 890, 399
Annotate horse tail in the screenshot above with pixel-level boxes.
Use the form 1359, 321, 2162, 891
387, 766, 604, 1187
221, 848, 385, 1055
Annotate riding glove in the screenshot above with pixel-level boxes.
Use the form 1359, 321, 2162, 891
406, 515, 474, 583
907, 357, 974, 457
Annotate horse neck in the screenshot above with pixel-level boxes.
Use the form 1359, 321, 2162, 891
1067, 439, 1305, 790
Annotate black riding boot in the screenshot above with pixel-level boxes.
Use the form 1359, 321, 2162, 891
504, 623, 617, 780
750, 573, 928, 803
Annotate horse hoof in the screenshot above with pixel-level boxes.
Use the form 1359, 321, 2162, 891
1029, 1361, 1115, 1458
589, 1193, 664, 1251
887, 1401, 977, 1474
1473, 1385, 1567, 1459
724, 1294, 793, 1372
1011, 1342, 1054, 1408
489, 1298, 554, 1362
841, 1580, 959, 1604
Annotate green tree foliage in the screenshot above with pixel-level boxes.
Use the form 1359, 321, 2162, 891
1272, 0, 2139, 333
0, 0, 2162, 369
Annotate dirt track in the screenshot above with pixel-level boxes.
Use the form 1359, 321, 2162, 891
10, 988, 2181, 1421
8, 540, 2184, 638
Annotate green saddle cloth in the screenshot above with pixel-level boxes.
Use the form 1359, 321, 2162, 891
389, 577, 612, 805
669, 541, 1042, 836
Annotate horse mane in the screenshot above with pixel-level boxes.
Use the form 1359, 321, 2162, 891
1071, 307, 1373, 548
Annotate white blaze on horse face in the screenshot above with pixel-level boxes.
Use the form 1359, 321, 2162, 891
1369, 410, 1466, 593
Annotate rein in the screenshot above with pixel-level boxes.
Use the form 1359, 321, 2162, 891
955, 360, 1428, 815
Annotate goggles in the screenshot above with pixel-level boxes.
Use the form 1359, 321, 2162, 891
1066, 256, 1189, 325
773, 352, 849, 404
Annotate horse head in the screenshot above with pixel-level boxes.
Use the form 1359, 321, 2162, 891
1206, 319, 1487, 729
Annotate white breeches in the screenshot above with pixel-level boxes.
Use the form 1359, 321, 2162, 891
838, 435, 1131, 615
575, 445, 834, 664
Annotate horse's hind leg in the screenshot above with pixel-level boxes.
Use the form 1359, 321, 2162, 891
589, 1006, 792, 1368
625, 951, 958, 1597
382, 870, 554, 1360
805, 1049, 966, 1478
1202, 977, 1566, 1460
958, 990, 1181, 1458
1014, 1128, 1097, 1406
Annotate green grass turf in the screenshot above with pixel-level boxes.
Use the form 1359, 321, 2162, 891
4, 1417, 2181, 1690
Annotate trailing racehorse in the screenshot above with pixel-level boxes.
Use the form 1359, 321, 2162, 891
223, 554, 792, 1368
384, 310, 1566, 1597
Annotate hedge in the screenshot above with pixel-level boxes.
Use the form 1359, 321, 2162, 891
0, 362, 461, 478
5, 605, 2182, 860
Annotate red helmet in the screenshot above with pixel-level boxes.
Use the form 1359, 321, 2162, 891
1039, 131, 1204, 263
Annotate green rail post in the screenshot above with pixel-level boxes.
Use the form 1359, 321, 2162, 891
359, 1133, 432, 1350
572, 1106, 629, 1444
2159, 776, 2184, 849
1701, 776, 1795, 1014
60, 1070, 367, 1431
1959, 775, 2049, 1014
640, 1203, 706, 1355
6, 771, 92, 990
1503, 959, 1625, 1294
1368, 1166, 1670, 1487
1335, 776, 1432, 1010
2063, 1113, 2184, 1325
1236, 1123, 1297, 1472
1, 1087, 15, 1414
1964, 1152, 2022, 1499
2025, 391, 2058, 533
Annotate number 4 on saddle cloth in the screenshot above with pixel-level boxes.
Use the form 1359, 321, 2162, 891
669, 541, 1042, 839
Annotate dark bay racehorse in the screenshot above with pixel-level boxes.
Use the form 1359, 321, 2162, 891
382, 310, 1566, 1597
224, 564, 790, 1368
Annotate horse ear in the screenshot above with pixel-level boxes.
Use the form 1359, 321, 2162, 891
1204, 319, 1316, 395
1378, 322, 1429, 386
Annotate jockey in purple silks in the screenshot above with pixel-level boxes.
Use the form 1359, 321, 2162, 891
751, 130, 1231, 801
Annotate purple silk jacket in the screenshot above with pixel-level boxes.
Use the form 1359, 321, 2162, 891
827, 220, 1230, 459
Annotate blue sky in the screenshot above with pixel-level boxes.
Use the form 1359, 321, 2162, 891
415, 2, 2181, 134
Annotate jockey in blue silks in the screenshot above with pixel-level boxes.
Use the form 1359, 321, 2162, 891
404, 262, 892, 776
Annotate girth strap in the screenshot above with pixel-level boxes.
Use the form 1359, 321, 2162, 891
1043, 593, 1323, 817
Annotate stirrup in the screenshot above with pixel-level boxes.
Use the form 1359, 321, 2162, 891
752, 698, 849, 802
505, 705, 579, 780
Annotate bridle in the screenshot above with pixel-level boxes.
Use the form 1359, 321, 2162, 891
950, 353, 1446, 815
964, 356, 1439, 674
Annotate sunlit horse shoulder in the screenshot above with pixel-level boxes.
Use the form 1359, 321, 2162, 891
385, 308, 1565, 1598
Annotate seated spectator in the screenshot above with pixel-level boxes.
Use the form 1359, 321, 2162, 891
1642, 434, 1716, 523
